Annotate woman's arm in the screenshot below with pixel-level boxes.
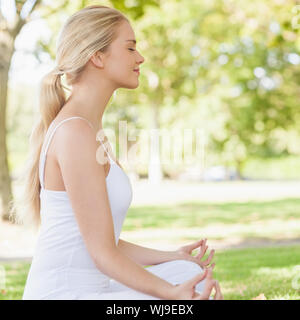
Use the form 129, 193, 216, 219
56, 120, 177, 299
117, 238, 180, 266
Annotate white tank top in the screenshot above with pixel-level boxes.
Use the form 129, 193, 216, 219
22, 116, 133, 299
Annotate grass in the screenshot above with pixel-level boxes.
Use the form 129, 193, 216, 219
125, 198, 300, 230
0, 261, 30, 300
1, 191, 300, 300
122, 198, 300, 244
210, 245, 300, 300
1, 197, 300, 300
1, 245, 299, 300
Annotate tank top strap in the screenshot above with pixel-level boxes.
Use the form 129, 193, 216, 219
39, 116, 95, 189
98, 139, 115, 164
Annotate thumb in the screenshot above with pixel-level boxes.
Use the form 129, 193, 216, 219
187, 239, 203, 250
188, 269, 208, 287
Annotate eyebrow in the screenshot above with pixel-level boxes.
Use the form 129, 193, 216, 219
125, 40, 136, 44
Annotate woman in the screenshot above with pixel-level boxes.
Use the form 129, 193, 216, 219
20, 5, 223, 300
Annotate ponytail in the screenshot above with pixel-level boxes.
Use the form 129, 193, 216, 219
39, 68, 66, 127
11, 67, 66, 229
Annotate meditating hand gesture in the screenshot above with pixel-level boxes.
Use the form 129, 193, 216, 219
175, 239, 215, 269
171, 265, 223, 300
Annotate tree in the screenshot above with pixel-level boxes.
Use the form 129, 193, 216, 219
0, 0, 44, 222
121, 0, 300, 179
206, 0, 300, 177
122, 1, 216, 182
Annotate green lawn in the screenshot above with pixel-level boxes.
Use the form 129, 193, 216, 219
210, 245, 300, 300
125, 198, 300, 230
1, 197, 299, 300
1, 245, 299, 300
123, 198, 300, 243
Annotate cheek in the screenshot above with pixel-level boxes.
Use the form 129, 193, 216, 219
111, 53, 129, 69
109, 59, 133, 78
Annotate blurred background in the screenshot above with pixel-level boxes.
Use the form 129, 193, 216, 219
0, 0, 300, 300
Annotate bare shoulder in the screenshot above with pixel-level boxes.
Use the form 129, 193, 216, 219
54, 118, 98, 152
54, 118, 107, 197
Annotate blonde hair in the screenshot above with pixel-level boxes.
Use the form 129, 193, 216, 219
11, 5, 128, 229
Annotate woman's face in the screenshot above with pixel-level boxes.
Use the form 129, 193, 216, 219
102, 20, 145, 89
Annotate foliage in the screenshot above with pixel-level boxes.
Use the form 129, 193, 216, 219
113, 0, 300, 173
4, 0, 300, 177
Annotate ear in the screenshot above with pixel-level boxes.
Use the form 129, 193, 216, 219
90, 51, 105, 69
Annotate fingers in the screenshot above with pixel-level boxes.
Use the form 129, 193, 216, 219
179, 269, 208, 300
210, 262, 216, 270
201, 249, 215, 267
193, 239, 204, 248
194, 239, 216, 270
193, 279, 223, 300
206, 265, 214, 279
196, 239, 208, 259
189, 239, 216, 272
213, 281, 224, 300
197, 266, 214, 300
186, 239, 204, 253
192, 266, 222, 301
190, 269, 208, 286
183, 269, 208, 292
199, 279, 216, 300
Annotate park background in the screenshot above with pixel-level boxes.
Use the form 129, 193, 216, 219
0, 0, 300, 300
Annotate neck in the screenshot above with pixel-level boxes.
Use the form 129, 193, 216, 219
62, 80, 116, 133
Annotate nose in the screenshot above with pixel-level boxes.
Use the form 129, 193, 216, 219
137, 51, 145, 65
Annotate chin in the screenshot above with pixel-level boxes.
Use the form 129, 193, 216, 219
123, 81, 139, 89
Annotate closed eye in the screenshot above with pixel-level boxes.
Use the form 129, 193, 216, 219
128, 48, 135, 51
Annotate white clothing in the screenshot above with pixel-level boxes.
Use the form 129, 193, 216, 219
22, 117, 207, 300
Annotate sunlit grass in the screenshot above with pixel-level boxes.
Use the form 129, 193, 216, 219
210, 245, 300, 300
125, 198, 300, 230
1, 245, 299, 300
123, 198, 300, 243
3, 184, 300, 300
0, 261, 30, 300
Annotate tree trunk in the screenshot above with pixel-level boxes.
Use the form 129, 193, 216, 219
235, 159, 245, 180
0, 31, 15, 222
148, 102, 162, 183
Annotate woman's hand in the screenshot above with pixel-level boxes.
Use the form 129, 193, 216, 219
170, 265, 223, 300
175, 239, 215, 269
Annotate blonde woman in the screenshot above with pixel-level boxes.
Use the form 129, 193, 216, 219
20, 5, 223, 300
